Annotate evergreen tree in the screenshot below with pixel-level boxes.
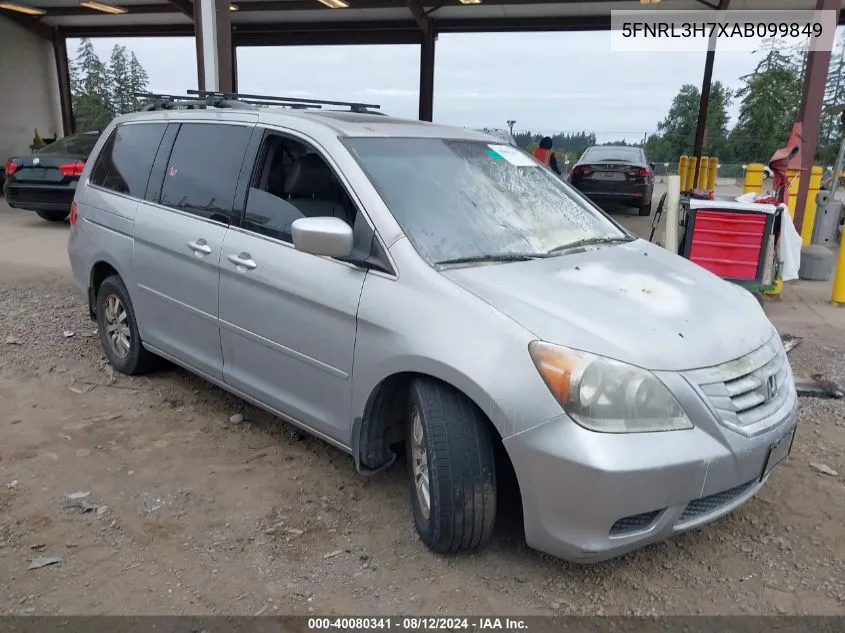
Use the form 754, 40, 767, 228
819, 34, 845, 166
71, 38, 113, 132
704, 82, 733, 161
129, 51, 150, 110
728, 38, 803, 163
108, 44, 133, 115
653, 84, 700, 160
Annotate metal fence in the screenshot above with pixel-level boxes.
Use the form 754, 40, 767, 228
554, 159, 764, 187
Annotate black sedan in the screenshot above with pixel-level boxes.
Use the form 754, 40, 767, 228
3, 131, 100, 222
568, 145, 655, 216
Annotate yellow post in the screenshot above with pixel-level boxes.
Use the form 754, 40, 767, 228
744, 163, 764, 194
799, 165, 824, 245
687, 157, 698, 192
786, 168, 801, 218
706, 156, 718, 192
832, 236, 845, 303
678, 156, 689, 192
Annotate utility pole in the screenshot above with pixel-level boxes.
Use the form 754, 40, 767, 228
507, 120, 516, 136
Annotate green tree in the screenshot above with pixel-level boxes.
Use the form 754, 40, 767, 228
653, 84, 700, 160
819, 35, 845, 166
128, 51, 150, 110
729, 38, 802, 163
704, 82, 733, 161
108, 44, 133, 115
71, 38, 113, 132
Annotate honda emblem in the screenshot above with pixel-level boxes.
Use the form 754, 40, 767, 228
766, 374, 778, 401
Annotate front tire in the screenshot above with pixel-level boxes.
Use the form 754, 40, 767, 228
35, 210, 69, 222
405, 377, 497, 553
95, 275, 157, 375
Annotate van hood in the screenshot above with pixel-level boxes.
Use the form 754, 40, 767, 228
442, 239, 775, 372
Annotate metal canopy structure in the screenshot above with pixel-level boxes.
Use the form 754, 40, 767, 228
3, 0, 845, 228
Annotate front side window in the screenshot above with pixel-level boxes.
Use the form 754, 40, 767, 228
242, 132, 358, 243
343, 137, 627, 264
159, 123, 253, 223
90, 123, 167, 198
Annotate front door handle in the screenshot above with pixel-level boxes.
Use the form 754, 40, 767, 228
227, 253, 257, 270
187, 239, 212, 255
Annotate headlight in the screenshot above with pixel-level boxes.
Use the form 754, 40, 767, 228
528, 341, 693, 433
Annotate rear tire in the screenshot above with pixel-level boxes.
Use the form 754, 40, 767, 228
638, 199, 652, 217
35, 210, 69, 222
95, 275, 158, 375
405, 377, 497, 554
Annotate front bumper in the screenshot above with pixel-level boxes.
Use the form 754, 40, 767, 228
504, 342, 798, 563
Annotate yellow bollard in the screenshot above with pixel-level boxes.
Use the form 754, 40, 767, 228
706, 156, 718, 192
687, 157, 698, 192
832, 234, 845, 303
744, 163, 765, 194
678, 156, 689, 192
694, 156, 708, 189
799, 165, 824, 245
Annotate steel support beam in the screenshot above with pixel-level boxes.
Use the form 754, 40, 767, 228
52, 31, 74, 136
193, 0, 205, 90
691, 0, 729, 189
194, 0, 232, 92
0, 10, 52, 39
166, 0, 194, 18
419, 27, 436, 121
215, 0, 233, 92
794, 0, 839, 233
232, 43, 238, 93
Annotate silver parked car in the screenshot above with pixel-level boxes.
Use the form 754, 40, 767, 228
68, 93, 798, 563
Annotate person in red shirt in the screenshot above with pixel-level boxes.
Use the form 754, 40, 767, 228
532, 136, 561, 176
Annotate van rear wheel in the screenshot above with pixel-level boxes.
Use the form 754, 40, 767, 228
95, 275, 157, 375
405, 377, 497, 553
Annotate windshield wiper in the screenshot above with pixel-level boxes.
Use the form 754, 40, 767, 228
434, 252, 549, 266
546, 236, 635, 255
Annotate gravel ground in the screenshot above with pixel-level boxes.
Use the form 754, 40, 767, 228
1, 232, 844, 615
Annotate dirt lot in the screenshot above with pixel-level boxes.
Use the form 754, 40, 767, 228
1, 202, 844, 616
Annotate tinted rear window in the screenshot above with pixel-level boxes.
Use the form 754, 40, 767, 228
90, 123, 167, 198
37, 133, 100, 157
581, 146, 642, 163
158, 123, 253, 223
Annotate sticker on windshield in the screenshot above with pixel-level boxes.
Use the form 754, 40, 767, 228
487, 144, 536, 167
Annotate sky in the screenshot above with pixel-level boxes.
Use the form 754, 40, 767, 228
70, 32, 790, 144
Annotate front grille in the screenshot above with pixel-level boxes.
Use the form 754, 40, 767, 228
609, 510, 660, 536
677, 479, 756, 524
684, 333, 793, 435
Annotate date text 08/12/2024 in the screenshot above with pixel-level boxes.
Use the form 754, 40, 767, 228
620, 21, 824, 39
307, 618, 529, 631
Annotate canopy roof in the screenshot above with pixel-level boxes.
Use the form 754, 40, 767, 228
3, 0, 844, 41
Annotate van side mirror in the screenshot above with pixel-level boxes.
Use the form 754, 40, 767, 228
291, 216, 353, 258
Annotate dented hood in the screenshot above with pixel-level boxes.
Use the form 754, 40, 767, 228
442, 240, 775, 372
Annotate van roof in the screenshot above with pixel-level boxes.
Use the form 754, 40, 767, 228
116, 106, 498, 142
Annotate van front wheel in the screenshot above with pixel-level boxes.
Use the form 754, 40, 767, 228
405, 377, 497, 553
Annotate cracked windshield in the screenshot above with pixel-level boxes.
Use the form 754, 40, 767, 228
344, 137, 626, 264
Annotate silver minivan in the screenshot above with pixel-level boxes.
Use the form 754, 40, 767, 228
68, 98, 798, 563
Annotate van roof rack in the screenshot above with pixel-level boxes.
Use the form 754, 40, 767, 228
188, 89, 381, 113
134, 92, 268, 111
134, 91, 382, 114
